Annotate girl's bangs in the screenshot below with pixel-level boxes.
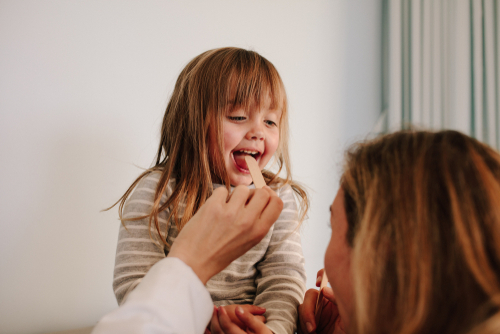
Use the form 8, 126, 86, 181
222, 59, 286, 114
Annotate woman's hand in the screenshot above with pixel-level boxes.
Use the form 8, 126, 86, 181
209, 305, 273, 334
221, 304, 266, 329
168, 185, 283, 284
297, 270, 346, 334
206, 304, 266, 333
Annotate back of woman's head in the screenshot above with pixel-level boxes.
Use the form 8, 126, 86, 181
341, 130, 500, 334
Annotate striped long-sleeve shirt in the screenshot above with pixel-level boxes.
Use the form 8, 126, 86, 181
113, 172, 306, 334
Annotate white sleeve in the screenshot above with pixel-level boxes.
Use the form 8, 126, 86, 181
93, 257, 213, 334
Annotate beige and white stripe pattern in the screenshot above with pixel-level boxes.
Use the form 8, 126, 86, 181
113, 172, 306, 334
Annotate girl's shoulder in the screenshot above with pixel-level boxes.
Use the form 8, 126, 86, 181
272, 180, 309, 223
275, 183, 295, 201
135, 170, 177, 195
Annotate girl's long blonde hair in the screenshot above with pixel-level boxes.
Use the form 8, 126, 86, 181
341, 130, 500, 334
110, 47, 308, 243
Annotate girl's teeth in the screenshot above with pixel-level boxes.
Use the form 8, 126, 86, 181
241, 150, 257, 155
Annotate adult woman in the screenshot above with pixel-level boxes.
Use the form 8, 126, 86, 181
212, 130, 500, 334
96, 129, 500, 334
298, 130, 500, 334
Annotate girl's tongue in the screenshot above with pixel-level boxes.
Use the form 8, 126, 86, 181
233, 151, 250, 170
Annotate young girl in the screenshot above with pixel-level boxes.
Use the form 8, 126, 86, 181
111, 47, 308, 334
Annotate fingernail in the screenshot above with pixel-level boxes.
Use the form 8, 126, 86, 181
316, 276, 322, 285
236, 306, 244, 315
306, 322, 314, 333
323, 287, 334, 299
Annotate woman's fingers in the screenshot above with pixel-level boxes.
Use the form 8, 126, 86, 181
322, 287, 335, 303
243, 304, 266, 316
209, 187, 229, 204
298, 289, 319, 333
211, 304, 270, 334
233, 306, 272, 333
210, 307, 223, 334
244, 188, 271, 213
298, 287, 343, 334
255, 315, 266, 323
217, 306, 246, 334
245, 188, 256, 204
237, 187, 282, 241
227, 185, 250, 207
253, 188, 283, 223
316, 269, 325, 287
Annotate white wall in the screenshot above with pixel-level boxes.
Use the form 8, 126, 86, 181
0, 1, 381, 333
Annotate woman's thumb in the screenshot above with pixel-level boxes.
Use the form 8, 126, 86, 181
234, 306, 269, 332
322, 286, 335, 302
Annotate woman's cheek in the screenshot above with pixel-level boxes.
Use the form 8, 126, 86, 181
324, 239, 335, 284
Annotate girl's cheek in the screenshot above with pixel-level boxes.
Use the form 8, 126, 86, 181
223, 127, 237, 150
268, 136, 280, 155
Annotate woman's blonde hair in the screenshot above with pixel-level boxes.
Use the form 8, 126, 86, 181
341, 130, 500, 334
110, 47, 308, 243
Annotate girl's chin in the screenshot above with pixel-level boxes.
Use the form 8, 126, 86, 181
228, 174, 253, 187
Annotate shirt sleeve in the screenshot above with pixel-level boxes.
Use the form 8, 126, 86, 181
113, 173, 173, 305
254, 185, 307, 334
93, 257, 213, 334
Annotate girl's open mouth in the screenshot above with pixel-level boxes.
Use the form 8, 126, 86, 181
232, 150, 261, 172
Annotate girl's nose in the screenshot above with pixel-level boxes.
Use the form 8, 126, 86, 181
247, 122, 265, 140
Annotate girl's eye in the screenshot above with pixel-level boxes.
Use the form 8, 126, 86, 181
228, 116, 246, 121
265, 120, 277, 126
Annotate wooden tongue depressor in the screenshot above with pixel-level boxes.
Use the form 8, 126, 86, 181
315, 271, 329, 324
244, 155, 266, 189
